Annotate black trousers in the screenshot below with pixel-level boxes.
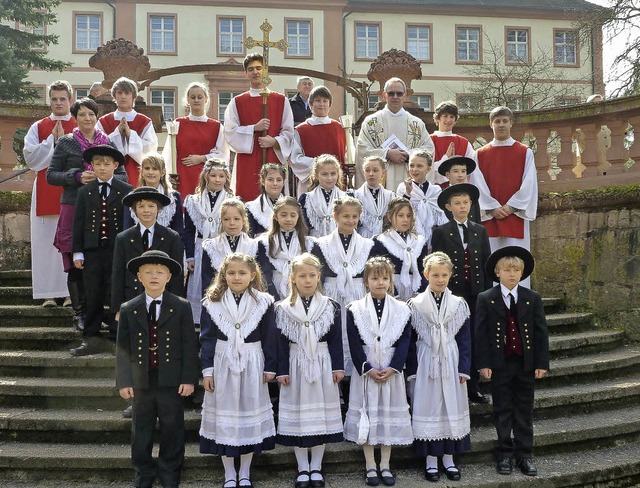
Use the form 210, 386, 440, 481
132, 381, 185, 488
82, 245, 114, 338
490, 356, 535, 459
466, 293, 481, 396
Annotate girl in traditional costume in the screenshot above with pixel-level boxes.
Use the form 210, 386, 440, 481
299, 154, 346, 238
344, 257, 413, 486
183, 159, 232, 323
406, 251, 472, 482
201, 200, 258, 308
199, 253, 277, 488
246, 163, 286, 237
257, 197, 315, 301
275, 253, 344, 488
311, 196, 374, 377
371, 198, 429, 301
353, 156, 395, 238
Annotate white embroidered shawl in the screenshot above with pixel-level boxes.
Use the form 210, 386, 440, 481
202, 232, 258, 272
353, 184, 395, 236
259, 233, 316, 299
245, 194, 275, 232
376, 230, 425, 293
303, 186, 346, 236
184, 189, 229, 238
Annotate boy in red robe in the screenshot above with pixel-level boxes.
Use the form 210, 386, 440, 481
223, 53, 294, 201
290, 85, 347, 195
476, 106, 538, 287
97, 77, 158, 185
430, 101, 476, 186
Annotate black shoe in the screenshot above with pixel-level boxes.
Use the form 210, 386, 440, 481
295, 470, 310, 488
365, 469, 380, 486
468, 392, 490, 404
309, 470, 325, 488
517, 458, 538, 476
424, 467, 440, 482
379, 469, 395, 486
69, 339, 101, 356
496, 457, 512, 475
443, 465, 461, 481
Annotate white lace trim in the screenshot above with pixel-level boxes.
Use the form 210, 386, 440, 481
303, 187, 345, 235
202, 233, 258, 271
376, 231, 425, 293
184, 190, 228, 238
246, 195, 274, 231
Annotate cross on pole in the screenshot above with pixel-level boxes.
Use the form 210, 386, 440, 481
243, 19, 288, 164
243, 19, 288, 89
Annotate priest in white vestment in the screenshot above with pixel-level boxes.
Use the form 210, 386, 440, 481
355, 77, 435, 190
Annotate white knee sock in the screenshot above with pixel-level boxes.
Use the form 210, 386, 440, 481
294, 447, 310, 479
363, 444, 377, 473
379, 445, 392, 471
442, 454, 456, 469
221, 456, 236, 483
426, 455, 438, 470
238, 453, 253, 484
310, 445, 325, 480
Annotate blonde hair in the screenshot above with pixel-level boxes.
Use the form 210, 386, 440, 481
268, 197, 308, 259
382, 197, 416, 234
138, 153, 173, 193
205, 253, 264, 302
495, 256, 525, 274
333, 196, 362, 215
308, 154, 344, 191
363, 256, 395, 295
423, 251, 453, 274
409, 149, 433, 166
220, 199, 249, 234
195, 158, 232, 195
362, 155, 387, 171
183, 81, 210, 111
287, 253, 323, 305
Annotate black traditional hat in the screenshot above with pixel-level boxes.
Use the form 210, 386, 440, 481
82, 144, 125, 166
485, 246, 535, 283
127, 250, 182, 276
437, 183, 480, 211
122, 186, 171, 208
437, 156, 476, 176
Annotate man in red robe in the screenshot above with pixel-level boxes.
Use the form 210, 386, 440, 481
23, 80, 77, 307
223, 53, 294, 201
477, 106, 538, 287
97, 77, 158, 186
290, 85, 347, 195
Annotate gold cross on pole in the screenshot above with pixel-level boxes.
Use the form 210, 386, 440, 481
243, 19, 288, 88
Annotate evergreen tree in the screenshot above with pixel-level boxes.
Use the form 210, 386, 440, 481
0, 0, 70, 102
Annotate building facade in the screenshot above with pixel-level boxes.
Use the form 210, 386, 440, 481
14, 0, 603, 125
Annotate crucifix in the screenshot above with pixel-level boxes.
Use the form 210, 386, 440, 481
243, 19, 288, 163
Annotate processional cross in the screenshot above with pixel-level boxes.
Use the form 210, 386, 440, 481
243, 19, 288, 163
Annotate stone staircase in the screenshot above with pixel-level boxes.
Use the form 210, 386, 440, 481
1, 269, 640, 487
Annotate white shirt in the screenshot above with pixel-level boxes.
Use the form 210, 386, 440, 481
145, 294, 162, 321
500, 283, 519, 309
139, 223, 156, 248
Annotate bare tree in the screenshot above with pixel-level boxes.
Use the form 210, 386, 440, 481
459, 36, 591, 111
575, 0, 640, 97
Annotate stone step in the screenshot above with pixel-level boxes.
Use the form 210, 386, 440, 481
0, 351, 115, 378
0, 377, 121, 410
3, 396, 640, 451
4, 345, 639, 386
0, 270, 31, 287
1, 423, 640, 485
536, 345, 640, 386
0, 306, 74, 329
546, 311, 593, 333
0, 287, 36, 306
548, 329, 626, 358
0, 327, 96, 351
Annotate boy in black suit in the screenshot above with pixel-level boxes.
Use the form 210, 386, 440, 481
116, 250, 199, 488
71, 145, 133, 356
432, 183, 492, 404
112, 186, 185, 315
475, 246, 549, 477
437, 156, 482, 223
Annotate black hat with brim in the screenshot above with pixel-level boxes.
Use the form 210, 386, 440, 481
82, 144, 125, 167
437, 156, 476, 176
127, 250, 182, 276
437, 183, 480, 211
486, 246, 535, 283
122, 186, 171, 208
